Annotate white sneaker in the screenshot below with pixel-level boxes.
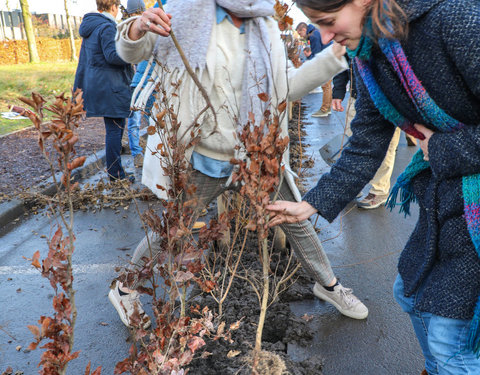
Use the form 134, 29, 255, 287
108, 281, 151, 329
313, 282, 368, 319
356, 193, 388, 209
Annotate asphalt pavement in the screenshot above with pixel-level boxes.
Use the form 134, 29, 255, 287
0, 92, 424, 374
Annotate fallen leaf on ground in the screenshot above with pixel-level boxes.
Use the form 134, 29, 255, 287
227, 350, 241, 358
301, 313, 314, 322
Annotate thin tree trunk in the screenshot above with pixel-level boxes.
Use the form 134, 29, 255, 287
0, 12, 7, 41
253, 236, 269, 370
64, 0, 77, 62
19, 0, 39, 63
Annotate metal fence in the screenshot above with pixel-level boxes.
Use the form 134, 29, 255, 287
0, 10, 82, 41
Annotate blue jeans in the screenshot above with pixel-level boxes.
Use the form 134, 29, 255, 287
127, 111, 144, 157
104, 117, 126, 180
393, 274, 480, 374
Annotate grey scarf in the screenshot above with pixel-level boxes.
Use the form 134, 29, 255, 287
153, 0, 275, 126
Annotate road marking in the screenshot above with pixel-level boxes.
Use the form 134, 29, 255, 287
0, 263, 121, 275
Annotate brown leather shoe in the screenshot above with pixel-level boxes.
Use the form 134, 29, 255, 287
421, 370, 428, 375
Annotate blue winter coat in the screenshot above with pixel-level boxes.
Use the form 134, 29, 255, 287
306, 24, 331, 59
303, 0, 480, 320
73, 13, 133, 118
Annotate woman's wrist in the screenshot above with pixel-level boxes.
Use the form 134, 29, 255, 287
301, 201, 318, 217
128, 18, 147, 41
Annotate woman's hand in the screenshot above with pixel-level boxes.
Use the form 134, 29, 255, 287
128, 7, 172, 41
414, 123, 434, 161
266, 200, 318, 226
332, 98, 344, 112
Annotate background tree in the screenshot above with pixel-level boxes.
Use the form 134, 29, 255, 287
19, 0, 39, 63
1, 0, 9, 41
63, 0, 77, 62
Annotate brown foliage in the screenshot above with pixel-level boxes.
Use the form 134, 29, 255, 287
115, 84, 238, 374
275, 1, 302, 68
274, 0, 294, 32
19, 91, 101, 374
0, 38, 81, 65
230, 102, 289, 237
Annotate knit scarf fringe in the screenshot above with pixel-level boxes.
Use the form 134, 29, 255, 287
385, 150, 429, 216
350, 33, 480, 355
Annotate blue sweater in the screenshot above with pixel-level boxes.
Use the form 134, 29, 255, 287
305, 24, 330, 58
304, 0, 480, 319
131, 60, 156, 88
74, 13, 133, 118
305, 24, 331, 60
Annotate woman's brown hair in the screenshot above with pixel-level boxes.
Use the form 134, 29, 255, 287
96, 0, 120, 12
295, 0, 408, 41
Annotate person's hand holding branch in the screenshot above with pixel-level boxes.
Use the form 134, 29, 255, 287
332, 99, 344, 112
128, 7, 172, 41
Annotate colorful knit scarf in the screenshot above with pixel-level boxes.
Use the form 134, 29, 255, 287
348, 34, 480, 356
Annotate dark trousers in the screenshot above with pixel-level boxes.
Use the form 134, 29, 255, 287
103, 117, 126, 180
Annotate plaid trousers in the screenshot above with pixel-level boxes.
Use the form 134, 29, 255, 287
130, 170, 336, 286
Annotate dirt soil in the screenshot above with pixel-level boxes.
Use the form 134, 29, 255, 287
187, 244, 324, 375
0, 117, 106, 202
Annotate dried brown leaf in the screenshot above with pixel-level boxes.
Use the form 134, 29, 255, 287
227, 350, 241, 358
257, 93, 269, 102
230, 320, 241, 331
27, 324, 40, 339
278, 100, 287, 113
31, 250, 41, 269
147, 126, 156, 135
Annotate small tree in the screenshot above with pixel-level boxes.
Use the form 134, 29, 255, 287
230, 98, 297, 372
19, 0, 40, 63
63, 0, 77, 62
114, 78, 238, 375
17, 91, 101, 375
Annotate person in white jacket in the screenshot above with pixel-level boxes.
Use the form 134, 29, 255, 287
109, 0, 368, 329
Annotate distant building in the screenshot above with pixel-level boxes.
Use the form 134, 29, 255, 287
0, 10, 82, 41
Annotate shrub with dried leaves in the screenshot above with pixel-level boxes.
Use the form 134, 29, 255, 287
230, 94, 297, 372
114, 82, 239, 374
18, 91, 101, 375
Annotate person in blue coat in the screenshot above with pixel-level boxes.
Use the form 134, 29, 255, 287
74, 0, 134, 182
296, 22, 333, 117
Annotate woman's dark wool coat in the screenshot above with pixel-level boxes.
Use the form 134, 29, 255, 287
304, 0, 480, 320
